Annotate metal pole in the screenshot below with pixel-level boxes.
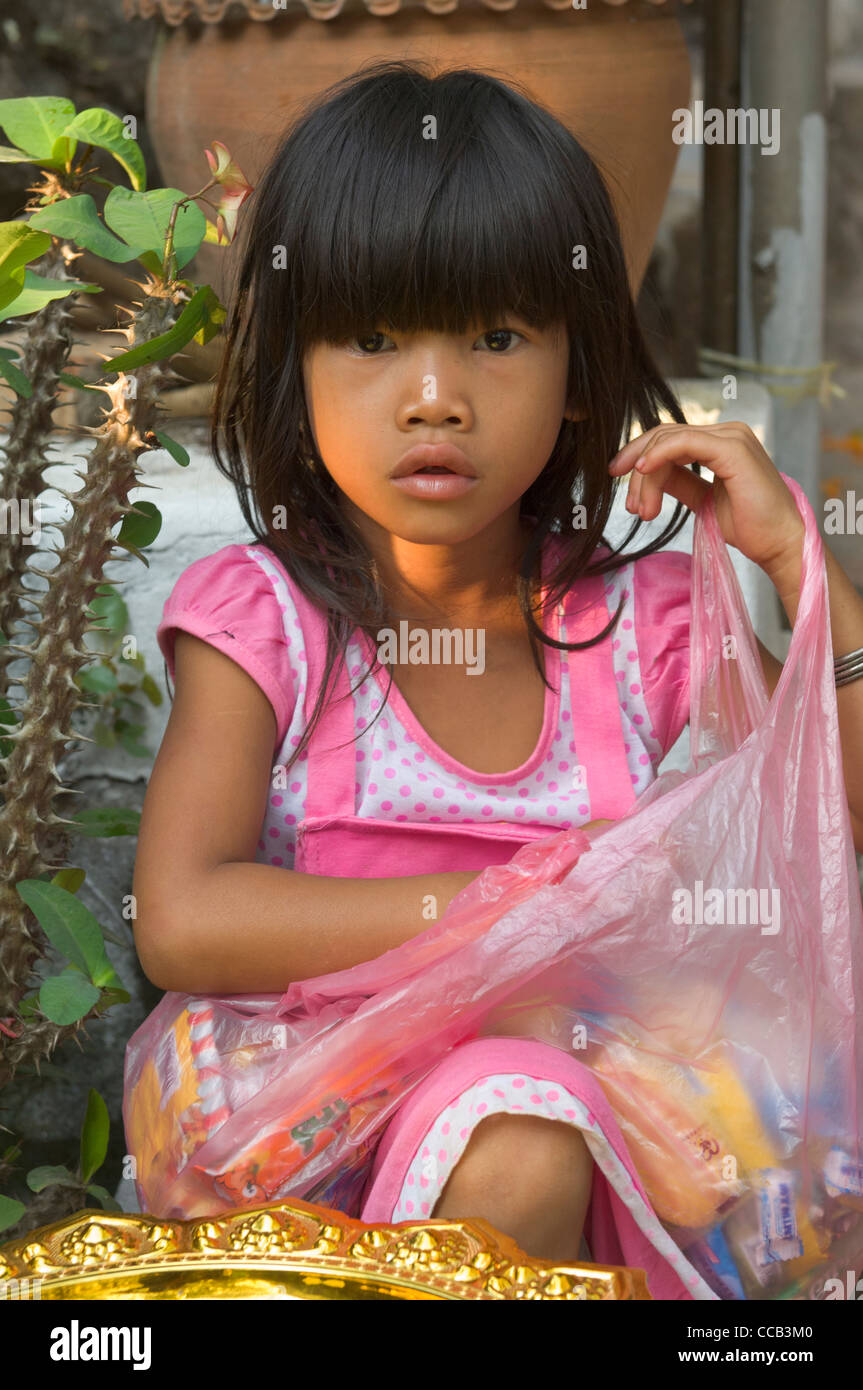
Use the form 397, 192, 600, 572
738, 0, 828, 507
701, 0, 742, 359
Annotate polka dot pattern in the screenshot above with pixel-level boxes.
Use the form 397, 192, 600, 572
349, 623, 598, 826
244, 543, 676, 870
603, 562, 665, 792
387, 1069, 717, 1298
246, 548, 310, 871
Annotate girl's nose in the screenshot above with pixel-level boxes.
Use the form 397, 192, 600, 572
396, 373, 473, 430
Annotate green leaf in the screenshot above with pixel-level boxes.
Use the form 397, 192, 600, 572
137, 250, 164, 276
51, 866, 86, 894
0, 712, 14, 759
77, 664, 118, 695
104, 286, 224, 373
59, 372, 100, 393
38, 971, 101, 1025
193, 297, 226, 347
140, 673, 163, 707
0, 97, 77, 159
80, 1089, 109, 1184
0, 221, 52, 277
0, 221, 51, 313
0, 269, 101, 324
15, 879, 120, 988
0, 353, 32, 397
95, 985, 132, 1008
202, 218, 226, 246
87, 584, 129, 633
26, 1164, 77, 1193
49, 133, 77, 172
116, 499, 162, 549
67, 806, 141, 838
154, 431, 190, 467
117, 725, 150, 758
112, 539, 149, 567
0, 1195, 26, 1232
85, 1184, 122, 1212
0, 264, 25, 313
29, 194, 135, 263
103, 187, 206, 271
0, 695, 19, 726
63, 109, 146, 192
0, 145, 40, 163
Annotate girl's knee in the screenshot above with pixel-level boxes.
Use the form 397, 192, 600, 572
449, 1111, 592, 1192
431, 1113, 594, 1253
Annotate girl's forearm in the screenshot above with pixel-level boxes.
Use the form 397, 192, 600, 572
136, 862, 479, 994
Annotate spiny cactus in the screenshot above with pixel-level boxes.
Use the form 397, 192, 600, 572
0, 110, 250, 1228
0, 280, 181, 1084
0, 239, 78, 709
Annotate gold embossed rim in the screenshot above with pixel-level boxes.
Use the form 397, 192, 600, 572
0, 1202, 651, 1300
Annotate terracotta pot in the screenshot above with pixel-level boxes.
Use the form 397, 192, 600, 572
142, 1, 691, 302
127, 0, 693, 22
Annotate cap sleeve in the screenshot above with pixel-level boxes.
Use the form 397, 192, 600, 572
631, 548, 691, 758
157, 544, 297, 748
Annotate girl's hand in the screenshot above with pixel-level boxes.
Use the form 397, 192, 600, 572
581, 818, 615, 835
608, 421, 805, 576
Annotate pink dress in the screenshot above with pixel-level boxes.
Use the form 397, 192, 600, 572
156, 533, 710, 1299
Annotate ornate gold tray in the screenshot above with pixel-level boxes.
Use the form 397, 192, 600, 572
0, 1198, 651, 1300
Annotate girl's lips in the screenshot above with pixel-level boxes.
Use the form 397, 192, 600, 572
389, 473, 479, 499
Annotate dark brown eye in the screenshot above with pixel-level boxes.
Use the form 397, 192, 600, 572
481, 329, 521, 352
352, 330, 390, 354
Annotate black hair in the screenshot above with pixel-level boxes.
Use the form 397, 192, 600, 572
211, 58, 697, 772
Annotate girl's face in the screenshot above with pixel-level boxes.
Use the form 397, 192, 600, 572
302, 317, 580, 553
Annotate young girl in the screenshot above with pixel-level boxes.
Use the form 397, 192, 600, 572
131, 59, 863, 1299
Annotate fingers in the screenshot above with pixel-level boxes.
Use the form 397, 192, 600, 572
625, 466, 647, 518
609, 420, 748, 475
622, 459, 663, 520
610, 431, 665, 518
612, 440, 711, 519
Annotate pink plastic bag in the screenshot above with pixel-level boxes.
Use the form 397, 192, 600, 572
123, 473, 863, 1299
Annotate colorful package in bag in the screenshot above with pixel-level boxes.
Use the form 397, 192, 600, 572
123, 473, 863, 1300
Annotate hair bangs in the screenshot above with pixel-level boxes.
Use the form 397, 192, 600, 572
287, 72, 583, 347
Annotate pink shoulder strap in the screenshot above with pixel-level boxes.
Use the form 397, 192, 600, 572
558, 553, 637, 820
282, 544, 636, 822
280, 577, 355, 820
